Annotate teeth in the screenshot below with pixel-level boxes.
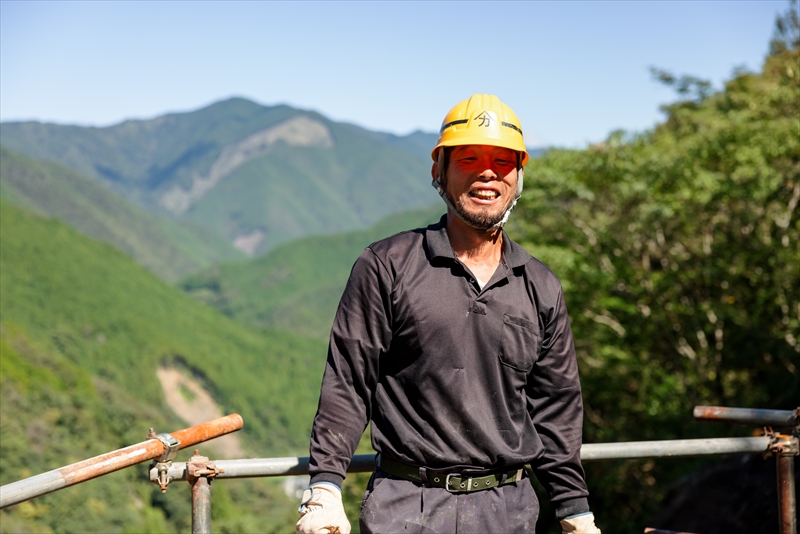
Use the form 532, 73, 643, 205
471, 190, 498, 199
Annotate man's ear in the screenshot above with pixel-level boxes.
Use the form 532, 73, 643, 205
432, 147, 447, 184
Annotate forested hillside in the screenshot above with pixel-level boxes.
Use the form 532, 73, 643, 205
181, 204, 443, 340
0, 148, 243, 281
514, 22, 799, 533
0, 98, 440, 255
0, 200, 326, 532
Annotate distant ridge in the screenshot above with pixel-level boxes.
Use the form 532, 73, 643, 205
0, 98, 441, 256
0, 147, 243, 281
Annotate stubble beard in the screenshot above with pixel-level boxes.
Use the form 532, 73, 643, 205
450, 194, 509, 231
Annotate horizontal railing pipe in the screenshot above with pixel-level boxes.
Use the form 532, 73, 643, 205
150, 453, 377, 482
694, 406, 799, 428
579, 436, 772, 461
151, 436, 773, 483
0, 414, 243, 509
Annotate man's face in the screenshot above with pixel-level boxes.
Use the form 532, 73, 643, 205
437, 145, 519, 230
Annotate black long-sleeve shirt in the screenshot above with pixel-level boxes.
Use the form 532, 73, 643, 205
309, 216, 590, 517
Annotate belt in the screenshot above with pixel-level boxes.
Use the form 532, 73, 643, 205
376, 454, 525, 494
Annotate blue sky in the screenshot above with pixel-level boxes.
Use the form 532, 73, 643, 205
0, 1, 787, 147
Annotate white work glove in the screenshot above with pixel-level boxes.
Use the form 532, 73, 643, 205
560, 512, 601, 534
296, 483, 351, 534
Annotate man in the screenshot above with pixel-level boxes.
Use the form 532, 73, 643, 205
297, 94, 601, 534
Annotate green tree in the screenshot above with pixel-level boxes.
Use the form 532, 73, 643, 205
515, 14, 799, 531
769, 0, 800, 56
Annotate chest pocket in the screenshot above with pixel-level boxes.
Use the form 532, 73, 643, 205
498, 314, 540, 372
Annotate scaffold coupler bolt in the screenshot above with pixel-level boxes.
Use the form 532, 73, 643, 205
768, 432, 800, 457
148, 430, 181, 492
186, 449, 224, 485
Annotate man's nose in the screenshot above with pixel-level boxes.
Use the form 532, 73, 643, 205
478, 166, 498, 180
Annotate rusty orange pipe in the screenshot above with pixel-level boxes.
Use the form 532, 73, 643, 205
0, 414, 243, 509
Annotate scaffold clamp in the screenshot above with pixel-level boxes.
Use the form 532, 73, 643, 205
149, 432, 181, 462
146, 428, 182, 492
769, 433, 799, 456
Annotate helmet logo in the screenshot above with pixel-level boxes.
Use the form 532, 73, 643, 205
474, 111, 493, 127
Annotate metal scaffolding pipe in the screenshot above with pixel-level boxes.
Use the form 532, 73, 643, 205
777, 453, 797, 534
151, 454, 377, 482
186, 449, 219, 534
579, 436, 772, 461
694, 406, 799, 428
0, 414, 243, 509
191, 477, 212, 534
151, 437, 773, 482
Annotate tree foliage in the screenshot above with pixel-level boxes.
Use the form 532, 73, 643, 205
648, 68, 713, 103
769, 0, 800, 56
514, 17, 799, 532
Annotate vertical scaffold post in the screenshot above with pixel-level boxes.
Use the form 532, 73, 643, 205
186, 449, 223, 534
192, 477, 211, 534
777, 448, 797, 534
770, 432, 799, 534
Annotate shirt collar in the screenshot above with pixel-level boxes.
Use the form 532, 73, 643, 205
426, 214, 532, 269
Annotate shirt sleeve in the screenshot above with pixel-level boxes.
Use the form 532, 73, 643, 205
309, 247, 393, 486
526, 279, 591, 519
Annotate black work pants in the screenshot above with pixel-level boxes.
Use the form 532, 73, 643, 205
360, 469, 539, 533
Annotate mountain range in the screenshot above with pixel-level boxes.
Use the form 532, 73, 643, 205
0, 98, 441, 255
0, 147, 244, 281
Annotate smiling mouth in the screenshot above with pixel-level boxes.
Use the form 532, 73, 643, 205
469, 190, 500, 201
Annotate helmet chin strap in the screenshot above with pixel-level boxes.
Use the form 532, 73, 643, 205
431, 149, 524, 231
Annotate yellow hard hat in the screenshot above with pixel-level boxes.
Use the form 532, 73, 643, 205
431, 94, 529, 166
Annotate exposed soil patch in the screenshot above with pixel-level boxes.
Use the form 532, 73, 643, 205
156, 367, 244, 458
233, 228, 265, 255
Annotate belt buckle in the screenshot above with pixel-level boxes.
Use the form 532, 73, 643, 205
444, 472, 471, 493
